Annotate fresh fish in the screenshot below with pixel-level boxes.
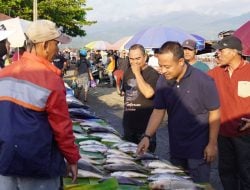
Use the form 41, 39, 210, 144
85, 126, 121, 136
76, 169, 103, 179
103, 163, 149, 173
105, 157, 137, 165
69, 108, 99, 119
99, 176, 144, 186
149, 179, 197, 190
79, 140, 105, 146
79, 156, 101, 165
148, 173, 190, 182
112, 141, 138, 149
134, 152, 159, 161
80, 121, 109, 128
106, 149, 132, 157
90, 132, 122, 140
78, 159, 104, 175
142, 160, 181, 170
106, 154, 134, 160
150, 168, 185, 174
80, 144, 107, 153
111, 171, 147, 178
101, 138, 123, 144
66, 96, 89, 109
118, 146, 137, 154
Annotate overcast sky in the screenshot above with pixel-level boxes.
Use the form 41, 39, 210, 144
86, 0, 250, 22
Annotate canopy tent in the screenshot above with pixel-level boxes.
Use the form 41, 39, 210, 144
0, 17, 26, 47
233, 20, 250, 56
110, 36, 133, 50
85, 40, 112, 50
191, 34, 206, 51
124, 26, 197, 49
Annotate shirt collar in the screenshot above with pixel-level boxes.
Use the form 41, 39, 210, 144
182, 62, 192, 79
224, 59, 246, 72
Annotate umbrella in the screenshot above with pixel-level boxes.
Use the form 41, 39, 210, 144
191, 34, 206, 51
124, 26, 196, 49
85, 40, 111, 50
233, 20, 250, 56
110, 36, 133, 50
0, 17, 26, 47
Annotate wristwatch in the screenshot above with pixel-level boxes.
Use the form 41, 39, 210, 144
141, 133, 151, 140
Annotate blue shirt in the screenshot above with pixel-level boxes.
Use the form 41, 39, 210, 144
192, 60, 210, 72
154, 64, 220, 159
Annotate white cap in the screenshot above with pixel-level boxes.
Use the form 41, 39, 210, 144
25, 19, 71, 44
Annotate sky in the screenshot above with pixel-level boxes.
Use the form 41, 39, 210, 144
69, 0, 250, 48
86, 0, 250, 22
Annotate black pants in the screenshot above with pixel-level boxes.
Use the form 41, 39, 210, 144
123, 109, 156, 152
218, 135, 250, 190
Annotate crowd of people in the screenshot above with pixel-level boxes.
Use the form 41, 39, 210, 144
0, 18, 249, 190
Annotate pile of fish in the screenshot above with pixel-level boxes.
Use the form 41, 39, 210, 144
65, 85, 201, 190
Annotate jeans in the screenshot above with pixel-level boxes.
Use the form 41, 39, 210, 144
0, 175, 60, 190
108, 72, 113, 86
170, 157, 210, 183
218, 135, 250, 190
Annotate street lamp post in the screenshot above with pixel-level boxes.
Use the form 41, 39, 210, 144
33, 0, 37, 21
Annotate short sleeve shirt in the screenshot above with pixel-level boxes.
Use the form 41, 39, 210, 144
154, 64, 220, 159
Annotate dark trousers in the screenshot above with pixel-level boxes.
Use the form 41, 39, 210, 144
170, 157, 210, 183
123, 109, 156, 152
218, 135, 250, 190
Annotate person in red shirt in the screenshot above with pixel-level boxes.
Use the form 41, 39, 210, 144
208, 36, 250, 190
0, 20, 80, 190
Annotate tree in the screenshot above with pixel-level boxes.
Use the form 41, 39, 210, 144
0, 0, 96, 37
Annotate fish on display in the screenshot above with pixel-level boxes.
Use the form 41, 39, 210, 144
150, 168, 185, 174
66, 96, 89, 109
105, 157, 137, 165
78, 159, 104, 175
69, 108, 99, 119
99, 176, 144, 186
118, 146, 137, 155
149, 179, 197, 190
103, 163, 149, 173
86, 125, 121, 136
112, 141, 138, 149
90, 132, 122, 140
142, 160, 181, 170
111, 171, 148, 178
101, 138, 123, 144
148, 173, 191, 182
106, 154, 134, 160
134, 152, 159, 161
79, 156, 101, 165
106, 149, 132, 157
80, 121, 109, 128
80, 144, 108, 153
79, 140, 105, 146
75, 169, 104, 179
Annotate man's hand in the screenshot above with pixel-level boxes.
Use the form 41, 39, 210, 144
131, 63, 141, 75
136, 137, 150, 155
67, 163, 78, 183
204, 143, 217, 163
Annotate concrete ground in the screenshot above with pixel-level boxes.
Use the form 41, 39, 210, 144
64, 68, 223, 190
